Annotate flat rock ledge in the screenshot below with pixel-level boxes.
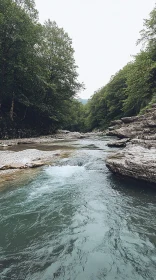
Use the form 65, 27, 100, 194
0, 149, 63, 170
107, 138, 130, 148
0, 130, 105, 147
106, 145, 156, 184
0, 149, 70, 185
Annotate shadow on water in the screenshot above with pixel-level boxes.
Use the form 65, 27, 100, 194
109, 173, 156, 196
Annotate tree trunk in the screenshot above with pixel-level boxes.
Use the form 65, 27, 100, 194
21, 107, 27, 120
10, 98, 14, 121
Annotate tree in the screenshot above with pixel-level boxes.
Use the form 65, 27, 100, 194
123, 52, 155, 115
138, 5, 156, 51
0, 0, 42, 120
0, 0, 83, 138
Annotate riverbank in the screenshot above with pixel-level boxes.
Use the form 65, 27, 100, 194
0, 131, 105, 184
106, 104, 156, 184
0, 130, 105, 147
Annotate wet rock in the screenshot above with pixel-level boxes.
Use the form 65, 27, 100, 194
107, 138, 130, 148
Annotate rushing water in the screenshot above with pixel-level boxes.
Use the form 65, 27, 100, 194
0, 136, 156, 280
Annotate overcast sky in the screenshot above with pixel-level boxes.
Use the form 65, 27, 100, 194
35, 0, 155, 99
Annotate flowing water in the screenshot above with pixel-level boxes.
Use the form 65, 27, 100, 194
0, 136, 156, 280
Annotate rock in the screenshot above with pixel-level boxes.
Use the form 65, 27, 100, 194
106, 145, 156, 184
108, 126, 116, 131
17, 141, 34, 145
121, 116, 138, 123
57, 129, 70, 134
107, 127, 137, 138
0, 144, 8, 147
107, 138, 130, 148
0, 149, 66, 174
25, 161, 45, 168
106, 106, 156, 184
146, 108, 154, 113
110, 120, 122, 126
146, 120, 156, 127
68, 132, 84, 139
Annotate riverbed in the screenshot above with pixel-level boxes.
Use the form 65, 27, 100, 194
0, 136, 156, 280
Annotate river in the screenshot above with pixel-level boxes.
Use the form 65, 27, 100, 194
0, 136, 156, 280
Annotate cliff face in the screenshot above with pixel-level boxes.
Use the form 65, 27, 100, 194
106, 104, 156, 184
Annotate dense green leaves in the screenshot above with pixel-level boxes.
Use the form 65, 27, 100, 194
1, 1, 156, 137
84, 5, 156, 131
0, 0, 83, 138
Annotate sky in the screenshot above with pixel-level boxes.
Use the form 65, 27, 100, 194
35, 0, 155, 99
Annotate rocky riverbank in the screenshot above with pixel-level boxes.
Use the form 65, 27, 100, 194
0, 130, 104, 184
106, 104, 156, 184
0, 130, 104, 147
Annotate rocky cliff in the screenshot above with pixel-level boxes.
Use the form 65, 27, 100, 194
106, 104, 156, 184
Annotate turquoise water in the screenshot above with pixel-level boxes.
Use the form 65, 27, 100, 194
0, 137, 156, 280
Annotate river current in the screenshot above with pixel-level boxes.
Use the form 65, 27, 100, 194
0, 136, 156, 280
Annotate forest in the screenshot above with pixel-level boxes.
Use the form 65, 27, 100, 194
83, 4, 156, 131
0, 0, 83, 138
0, 0, 156, 138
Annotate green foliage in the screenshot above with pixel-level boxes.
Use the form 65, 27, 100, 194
1, 1, 156, 136
0, 0, 83, 138
84, 5, 156, 131
62, 98, 85, 132
123, 52, 155, 115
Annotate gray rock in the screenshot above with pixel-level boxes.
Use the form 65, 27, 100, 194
57, 129, 70, 134
107, 127, 137, 138
110, 120, 122, 126
121, 116, 138, 123
146, 120, 156, 127
107, 138, 130, 148
106, 106, 156, 184
108, 126, 116, 131
106, 145, 156, 184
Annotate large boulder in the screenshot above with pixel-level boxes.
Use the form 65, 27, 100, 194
106, 145, 156, 184
106, 105, 156, 184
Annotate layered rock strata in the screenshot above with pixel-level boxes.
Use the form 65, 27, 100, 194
106, 104, 156, 184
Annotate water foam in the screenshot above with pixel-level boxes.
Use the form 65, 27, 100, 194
27, 165, 85, 199
45, 165, 85, 178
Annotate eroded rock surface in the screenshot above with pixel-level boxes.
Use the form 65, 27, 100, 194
0, 130, 105, 147
107, 106, 156, 139
107, 138, 130, 148
0, 149, 61, 171
0, 131, 105, 183
106, 145, 156, 184
106, 104, 156, 184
